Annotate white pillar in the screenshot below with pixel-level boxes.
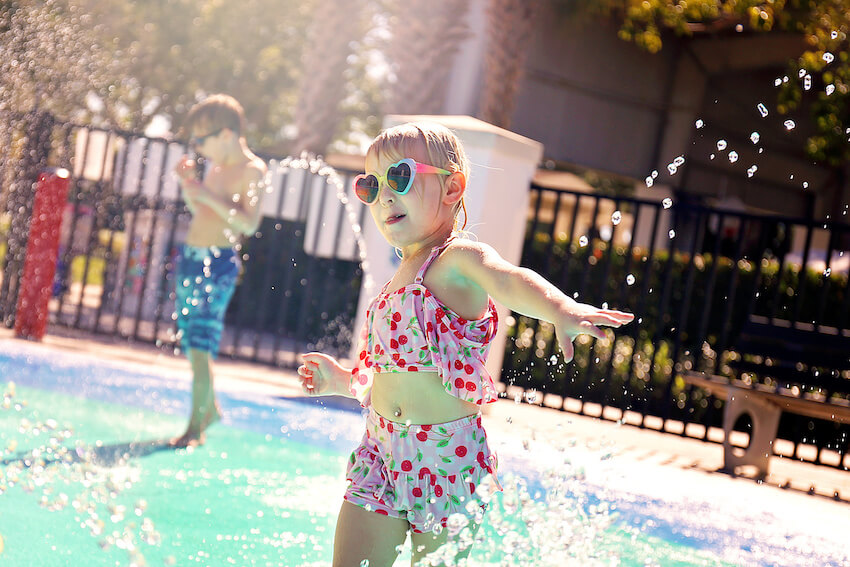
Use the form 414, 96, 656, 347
350, 115, 544, 384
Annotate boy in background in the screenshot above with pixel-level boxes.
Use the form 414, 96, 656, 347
172, 94, 267, 447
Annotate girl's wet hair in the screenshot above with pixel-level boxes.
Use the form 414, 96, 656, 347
184, 94, 246, 136
368, 121, 470, 230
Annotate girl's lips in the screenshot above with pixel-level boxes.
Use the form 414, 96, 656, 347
385, 214, 405, 225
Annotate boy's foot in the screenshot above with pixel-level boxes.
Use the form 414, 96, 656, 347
169, 429, 206, 448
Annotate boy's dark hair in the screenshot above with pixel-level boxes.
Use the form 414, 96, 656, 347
184, 94, 246, 136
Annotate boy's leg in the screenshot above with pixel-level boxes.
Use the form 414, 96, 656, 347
333, 500, 408, 567
171, 347, 218, 447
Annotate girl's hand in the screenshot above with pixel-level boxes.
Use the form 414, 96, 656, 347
555, 305, 635, 362
297, 352, 350, 396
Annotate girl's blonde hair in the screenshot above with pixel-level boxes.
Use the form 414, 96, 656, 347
368, 121, 469, 231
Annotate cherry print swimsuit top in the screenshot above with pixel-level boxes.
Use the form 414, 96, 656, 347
349, 239, 499, 407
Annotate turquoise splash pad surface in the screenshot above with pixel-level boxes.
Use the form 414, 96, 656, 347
0, 343, 845, 566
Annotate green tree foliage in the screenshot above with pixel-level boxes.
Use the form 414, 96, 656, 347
562, 0, 850, 165
1, 0, 385, 153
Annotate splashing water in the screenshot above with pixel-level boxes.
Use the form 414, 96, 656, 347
784, 120, 796, 131
662, 198, 672, 209
757, 103, 769, 117
750, 132, 760, 144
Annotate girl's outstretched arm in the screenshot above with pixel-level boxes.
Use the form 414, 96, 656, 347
297, 352, 355, 397
445, 241, 635, 361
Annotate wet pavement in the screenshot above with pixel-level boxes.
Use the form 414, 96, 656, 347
2, 326, 848, 508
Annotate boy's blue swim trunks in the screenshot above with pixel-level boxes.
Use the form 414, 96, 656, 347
175, 245, 240, 357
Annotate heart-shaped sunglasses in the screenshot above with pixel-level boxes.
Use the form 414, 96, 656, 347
353, 158, 451, 204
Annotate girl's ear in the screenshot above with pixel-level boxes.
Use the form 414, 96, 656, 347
442, 172, 466, 206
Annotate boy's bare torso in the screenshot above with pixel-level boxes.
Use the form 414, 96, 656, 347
186, 157, 265, 248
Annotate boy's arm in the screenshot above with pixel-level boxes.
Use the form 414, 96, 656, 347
187, 163, 266, 236
174, 157, 201, 214
445, 241, 635, 361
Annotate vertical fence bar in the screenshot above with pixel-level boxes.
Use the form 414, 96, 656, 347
54, 125, 92, 326
110, 135, 142, 338
271, 169, 315, 367
662, 208, 706, 426
620, 203, 661, 416
251, 167, 290, 362
638, 205, 678, 424
72, 129, 115, 330
790, 222, 814, 327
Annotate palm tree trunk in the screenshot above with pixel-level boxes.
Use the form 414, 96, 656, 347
477, 0, 540, 129
382, 0, 471, 116
292, 0, 365, 156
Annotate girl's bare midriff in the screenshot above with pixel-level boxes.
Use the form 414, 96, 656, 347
371, 370, 480, 424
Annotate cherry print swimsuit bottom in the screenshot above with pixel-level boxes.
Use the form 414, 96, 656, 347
344, 407, 500, 534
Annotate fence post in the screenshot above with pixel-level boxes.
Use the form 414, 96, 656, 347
14, 168, 71, 340
0, 110, 55, 327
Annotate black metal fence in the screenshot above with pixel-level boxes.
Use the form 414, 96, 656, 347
504, 182, 850, 468
0, 111, 369, 365
1, 112, 848, 468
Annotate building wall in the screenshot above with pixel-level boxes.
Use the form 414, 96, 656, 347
442, 2, 844, 220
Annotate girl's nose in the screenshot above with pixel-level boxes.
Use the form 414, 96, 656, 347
377, 183, 395, 206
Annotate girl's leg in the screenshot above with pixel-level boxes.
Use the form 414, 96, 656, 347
410, 521, 481, 566
333, 500, 409, 567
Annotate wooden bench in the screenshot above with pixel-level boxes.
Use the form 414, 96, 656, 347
683, 316, 850, 478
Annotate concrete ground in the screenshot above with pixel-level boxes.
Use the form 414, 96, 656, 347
2, 326, 848, 508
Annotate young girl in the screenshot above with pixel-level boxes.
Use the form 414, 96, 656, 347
297, 122, 634, 566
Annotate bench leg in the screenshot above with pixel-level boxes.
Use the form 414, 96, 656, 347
722, 390, 781, 479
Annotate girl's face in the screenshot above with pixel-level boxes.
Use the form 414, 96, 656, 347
364, 144, 456, 253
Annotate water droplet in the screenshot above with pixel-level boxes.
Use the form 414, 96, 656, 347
651, 170, 658, 178
823, 52, 835, 64
784, 120, 796, 131
802, 181, 809, 189
667, 163, 678, 175
668, 229, 676, 239
695, 119, 704, 128
578, 235, 588, 247
803, 75, 812, 91
750, 132, 760, 144
709, 153, 716, 160
826, 84, 835, 95
728, 151, 739, 163
673, 156, 685, 167
757, 103, 769, 117
716, 140, 727, 151
747, 165, 758, 178
831, 30, 839, 39
798, 69, 807, 79
611, 211, 622, 225
824, 268, 832, 277
626, 274, 635, 285
662, 198, 672, 209
774, 78, 782, 87
645, 176, 654, 187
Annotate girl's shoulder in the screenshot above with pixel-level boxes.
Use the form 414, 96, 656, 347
439, 237, 499, 267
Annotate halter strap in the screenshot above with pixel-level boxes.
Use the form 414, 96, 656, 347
414, 237, 455, 283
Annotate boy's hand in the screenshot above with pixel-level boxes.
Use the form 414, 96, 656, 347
555, 305, 635, 362
297, 352, 348, 396
174, 156, 197, 182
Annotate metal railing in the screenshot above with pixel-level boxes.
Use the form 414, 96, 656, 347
504, 182, 850, 468
0, 112, 369, 365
